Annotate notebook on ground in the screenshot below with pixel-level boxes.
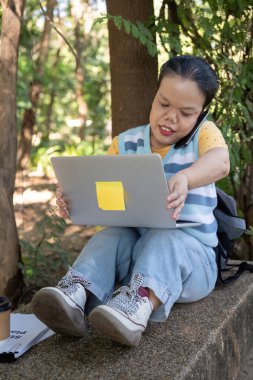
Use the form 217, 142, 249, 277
51, 154, 200, 229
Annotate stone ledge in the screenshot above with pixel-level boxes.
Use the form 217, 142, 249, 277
0, 265, 252, 380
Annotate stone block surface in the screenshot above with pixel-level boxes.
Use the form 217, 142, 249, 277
0, 268, 252, 380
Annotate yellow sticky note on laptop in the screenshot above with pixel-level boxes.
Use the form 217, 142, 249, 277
96, 181, 125, 211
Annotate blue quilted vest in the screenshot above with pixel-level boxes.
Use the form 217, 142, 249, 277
118, 124, 218, 247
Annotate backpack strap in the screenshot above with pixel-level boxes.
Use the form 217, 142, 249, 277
215, 243, 253, 284
220, 261, 253, 284
214, 209, 246, 239
214, 186, 253, 284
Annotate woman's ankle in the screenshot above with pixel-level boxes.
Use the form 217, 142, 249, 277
147, 288, 161, 310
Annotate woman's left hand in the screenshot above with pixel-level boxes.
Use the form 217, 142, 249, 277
166, 172, 189, 220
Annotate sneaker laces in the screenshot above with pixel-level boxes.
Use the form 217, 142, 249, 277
57, 270, 90, 296
107, 274, 145, 316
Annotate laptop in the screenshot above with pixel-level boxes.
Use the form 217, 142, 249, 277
51, 154, 200, 229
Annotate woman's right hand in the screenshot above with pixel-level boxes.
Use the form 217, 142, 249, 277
166, 172, 188, 220
56, 184, 70, 218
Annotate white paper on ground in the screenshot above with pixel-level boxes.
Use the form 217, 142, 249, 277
0, 313, 55, 359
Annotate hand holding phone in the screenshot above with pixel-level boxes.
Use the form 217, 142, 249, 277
174, 110, 209, 149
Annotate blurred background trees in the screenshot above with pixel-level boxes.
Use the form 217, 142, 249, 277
16, 0, 111, 173
0, 0, 252, 301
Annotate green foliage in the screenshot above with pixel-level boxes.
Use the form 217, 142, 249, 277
154, 0, 253, 201
245, 226, 253, 236
19, 208, 70, 287
95, 13, 158, 57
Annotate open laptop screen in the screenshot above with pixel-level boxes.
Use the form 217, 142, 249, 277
51, 154, 200, 229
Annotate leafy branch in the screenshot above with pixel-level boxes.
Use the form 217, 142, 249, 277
95, 13, 158, 57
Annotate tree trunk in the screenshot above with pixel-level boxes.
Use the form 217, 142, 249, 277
0, 0, 25, 304
237, 141, 253, 260
45, 86, 56, 136
106, 0, 158, 137
71, 0, 89, 140
45, 44, 63, 137
17, 0, 56, 169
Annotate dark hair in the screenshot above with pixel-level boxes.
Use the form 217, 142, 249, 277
157, 55, 219, 109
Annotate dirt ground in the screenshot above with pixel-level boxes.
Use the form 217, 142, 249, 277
14, 170, 97, 306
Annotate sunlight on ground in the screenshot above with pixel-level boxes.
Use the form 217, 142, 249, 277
14, 170, 96, 245
14, 170, 57, 229
14, 170, 56, 205
13, 170, 56, 206
14, 189, 54, 205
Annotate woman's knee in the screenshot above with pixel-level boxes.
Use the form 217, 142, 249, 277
177, 264, 217, 303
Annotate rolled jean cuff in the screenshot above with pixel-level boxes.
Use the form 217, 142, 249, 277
142, 275, 174, 322
69, 267, 112, 303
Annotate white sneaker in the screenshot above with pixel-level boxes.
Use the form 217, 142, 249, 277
89, 274, 153, 346
31, 271, 88, 336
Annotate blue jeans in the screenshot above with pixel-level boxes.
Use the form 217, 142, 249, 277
71, 227, 217, 322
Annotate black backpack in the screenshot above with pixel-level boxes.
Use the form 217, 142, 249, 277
214, 187, 253, 284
